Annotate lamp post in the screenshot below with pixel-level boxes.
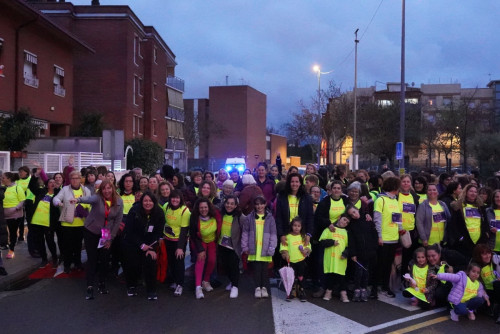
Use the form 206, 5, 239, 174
353, 28, 359, 172
313, 65, 333, 168
399, 0, 406, 173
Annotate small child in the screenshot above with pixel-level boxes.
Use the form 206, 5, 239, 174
319, 213, 350, 302
347, 205, 378, 302
403, 247, 429, 306
432, 262, 490, 321
280, 217, 312, 302
241, 196, 277, 299
472, 244, 500, 324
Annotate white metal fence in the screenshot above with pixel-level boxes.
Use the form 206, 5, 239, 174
21, 152, 126, 173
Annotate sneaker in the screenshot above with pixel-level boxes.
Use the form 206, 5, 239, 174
0, 267, 7, 275
313, 287, 325, 298
6, 250, 14, 259
323, 289, 333, 301
202, 281, 213, 292
360, 289, 368, 302
369, 287, 378, 299
127, 287, 137, 297
261, 287, 269, 298
230, 286, 239, 299
169, 283, 177, 290
450, 309, 459, 322
340, 290, 349, 303
254, 287, 262, 298
468, 310, 475, 321
174, 285, 183, 297
39, 260, 48, 268
148, 292, 158, 301
86, 286, 94, 300
353, 289, 361, 302
226, 283, 232, 291
381, 288, 395, 298
196, 286, 204, 299
298, 288, 307, 302
98, 282, 109, 294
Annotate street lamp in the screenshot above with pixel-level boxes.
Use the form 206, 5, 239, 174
313, 65, 333, 168
399, 0, 406, 173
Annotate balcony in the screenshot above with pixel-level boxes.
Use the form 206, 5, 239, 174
166, 76, 184, 93
166, 107, 185, 122
54, 84, 66, 97
24, 75, 39, 88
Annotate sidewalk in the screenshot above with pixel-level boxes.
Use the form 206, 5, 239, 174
0, 241, 40, 290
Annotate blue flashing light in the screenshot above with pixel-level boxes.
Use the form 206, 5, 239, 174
237, 165, 244, 172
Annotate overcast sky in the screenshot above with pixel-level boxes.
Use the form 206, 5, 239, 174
71, 0, 499, 127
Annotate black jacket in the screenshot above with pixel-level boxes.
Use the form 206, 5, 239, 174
122, 202, 165, 249
348, 217, 378, 260
313, 195, 349, 241
28, 176, 60, 229
0, 187, 6, 246
275, 192, 314, 236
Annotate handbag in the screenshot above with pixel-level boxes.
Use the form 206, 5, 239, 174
400, 230, 412, 249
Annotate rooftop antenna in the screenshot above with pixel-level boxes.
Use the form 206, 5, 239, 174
226, 75, 229, 86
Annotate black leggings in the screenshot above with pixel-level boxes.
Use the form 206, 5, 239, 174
83, 228, 110, 287
377, 243, 398, 289
30, 224, 57, 261
165, 239, 186, 286
6, 218, 23, 251
218, 245, 240, 287
291, 261, 307, 288
61, 226, 83, 268
122, 244, 157, 293
325, 273, 347, 291
250, 261, 269, 289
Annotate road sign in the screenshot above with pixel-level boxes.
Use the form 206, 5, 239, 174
396, 142, 403, 160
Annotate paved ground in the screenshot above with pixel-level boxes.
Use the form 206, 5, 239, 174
1, 242, 499, 334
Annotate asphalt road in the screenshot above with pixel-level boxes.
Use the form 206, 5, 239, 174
1, 269, 499, 334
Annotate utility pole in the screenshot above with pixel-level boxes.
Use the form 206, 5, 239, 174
399, 0, 406, 173
353, 28, 359, 172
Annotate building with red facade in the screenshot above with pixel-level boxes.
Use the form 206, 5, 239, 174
0, 0, 93, 136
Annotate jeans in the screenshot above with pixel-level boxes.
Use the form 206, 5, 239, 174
453, 297, 485, 315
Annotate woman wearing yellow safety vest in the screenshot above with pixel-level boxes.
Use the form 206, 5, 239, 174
2, 172, 26, 259
374, 176, 402, 299
449, 183, 489, 260
485, 189, 500, 253
398, 174, 420, 277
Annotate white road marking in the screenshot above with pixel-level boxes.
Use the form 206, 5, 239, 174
271, 287, 369, 334
376, 292, 420, 311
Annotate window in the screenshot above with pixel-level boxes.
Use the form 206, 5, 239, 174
133, 75, 140, 105
153, 119, 157, 136
0, 38, 4, 77
405, 98, 418, 104
53, 65, 65, 97
133, 35, 142, 65
378, 100, 393, 107
133, 114, 143, 136
442, 97, 452, 106
153, 47, 158, 64
468, 101, 475, 108
428, 97, 436, 106
138, 77, 143, 96
23, 51, 38, 88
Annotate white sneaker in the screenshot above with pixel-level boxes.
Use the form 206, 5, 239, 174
174, 285, 183, 297
340, 290, 349, 303
226, 283, 232, 291
169, 283, 177, 290
195, 286, 204, 299
254, 287, 262, 298
202, 281, 213, 292
323, 289, 333, 301
230, 286, 239, 298
261, 287, 269, 298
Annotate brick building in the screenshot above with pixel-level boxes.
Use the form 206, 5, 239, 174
0, 0, 93, 136
185, 85, 268, 171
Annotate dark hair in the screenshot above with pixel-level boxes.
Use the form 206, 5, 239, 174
368, 176, 380, 190
18, 166, 30, 175
257, 162, 268, 171
426, 243, 442, 256
203, 171, 214, 181
467, 262, 481, 274
359, 182, 370, 198
285, 172, 306, 197
486, 177, 500, 191
197, 180, 217, 199
84, 170, 97, 185
288, 166, 299, 174
275, 180, 286, 194
167, 189, 185, 209
137, 191, 163, 222
382, 177, 401, 193
305, 174, 319, 186
221, 195, 242, 217
105, 171, 117, 187
441, 181, 460, 199
290, 216, 306, 240
413, 247, 426, 262
96, 166, 107, 177
472, 244, 492, 266
118, 173, 138, 195
413, 176, 427, 194
192, 197, 217, 219
173, 173, 185, 189
139, 191, 159, 210
4, 172, 19, 182
253, 195, 267, 205
438, 173, 451, 184
53, 172, 64, 184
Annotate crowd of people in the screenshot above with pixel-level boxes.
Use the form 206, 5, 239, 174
0, 160, 499, 324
